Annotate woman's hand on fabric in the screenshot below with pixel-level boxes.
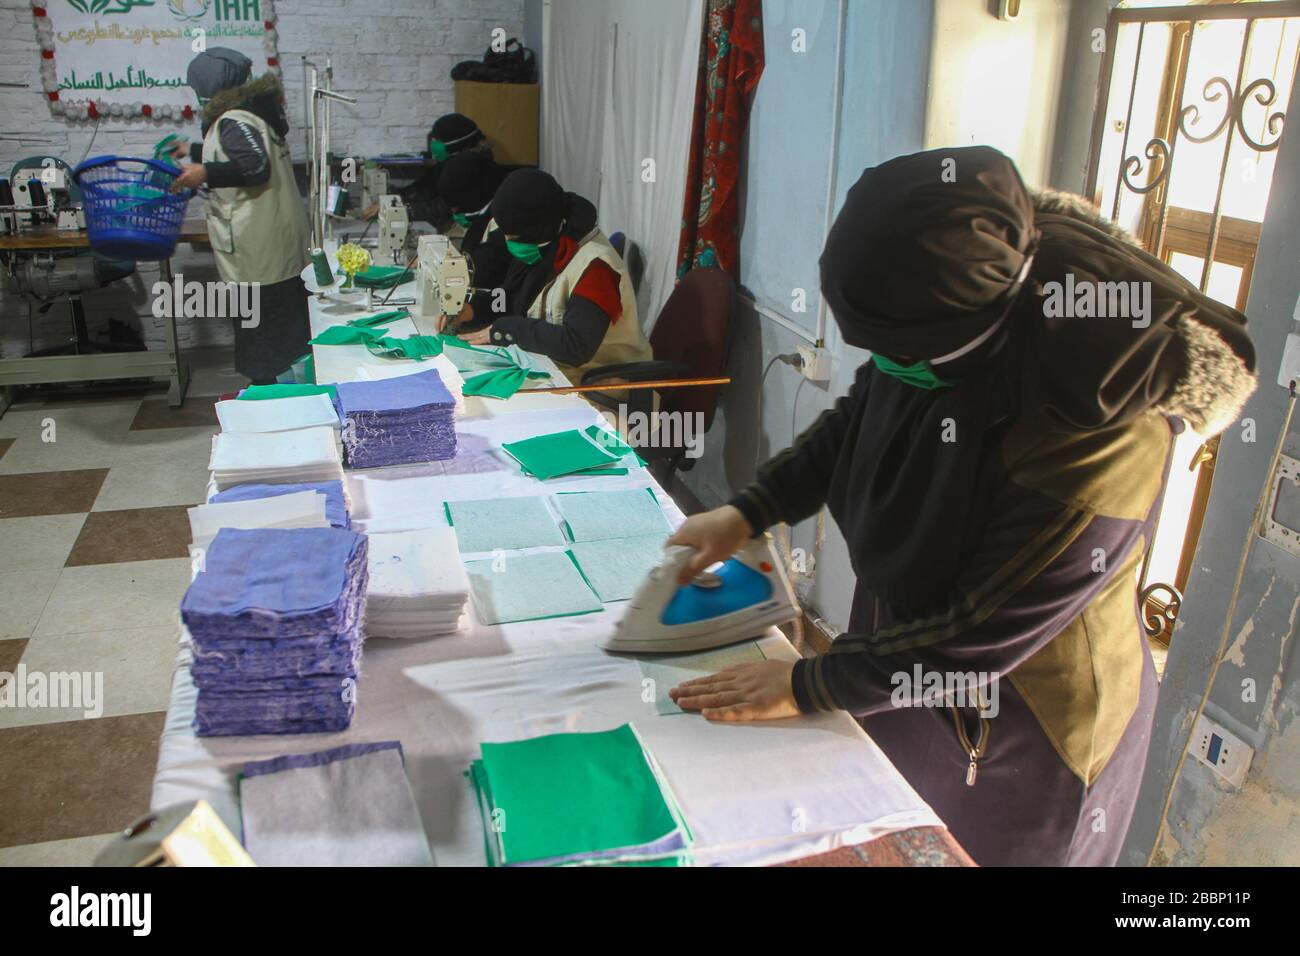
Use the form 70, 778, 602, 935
438, 301, 473, 334
669, 661, 799, 721
665, 505, 754, 584
170, 164, 207, 193
459, 323, 493, 346
358, 202, 379, 221
166, 138, 191, 162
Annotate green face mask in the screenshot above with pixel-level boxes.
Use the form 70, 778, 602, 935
871, 353, 952, 390
452, 212, 471, 227
506, 239, 543, 264
429, 139, 450, 163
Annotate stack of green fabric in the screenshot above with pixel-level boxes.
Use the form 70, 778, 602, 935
469, 724, 692, 867
502, 425, 640, 479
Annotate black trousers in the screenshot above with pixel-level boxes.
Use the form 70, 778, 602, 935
234, 275, 311, 383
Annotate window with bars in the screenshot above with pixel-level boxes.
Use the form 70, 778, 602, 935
1085, 0, 1299, 649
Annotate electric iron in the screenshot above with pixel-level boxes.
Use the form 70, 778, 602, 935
603, 534, 799, 653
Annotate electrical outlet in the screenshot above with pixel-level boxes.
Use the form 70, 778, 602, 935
797, 345, 831, 383
1190, 714, 1253, 788
1278, 332, 1300, 389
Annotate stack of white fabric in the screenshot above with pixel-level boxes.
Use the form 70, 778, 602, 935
213, 394, 340, 434
364, 527, 469, 638
208, 426, 345, 491
187, 491, 332, 550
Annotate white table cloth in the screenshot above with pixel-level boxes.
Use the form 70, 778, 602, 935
150, 269, 944, 866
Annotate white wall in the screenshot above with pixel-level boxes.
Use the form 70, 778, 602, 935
0, 0, 524, 361
924, 0, 1073, 188
678, 0, 1095, 634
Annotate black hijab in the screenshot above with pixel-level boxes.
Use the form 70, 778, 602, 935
486, 170, 600, 315
428, 113, 484, 158
437, 151, 507, 214
491, 168, 568, 244
820, 146, 1252, 612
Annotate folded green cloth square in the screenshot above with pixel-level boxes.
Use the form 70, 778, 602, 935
348, 265, 414, 289
501, 429, 623, 480
469, 723, 692, 866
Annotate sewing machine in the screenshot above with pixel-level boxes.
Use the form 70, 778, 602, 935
4, 158, 86, 232
376, 194, 413, 266
415, 234, 472, 321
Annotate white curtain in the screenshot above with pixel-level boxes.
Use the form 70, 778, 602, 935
542, 0, 704, 332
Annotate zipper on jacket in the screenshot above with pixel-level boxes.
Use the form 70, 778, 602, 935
949, 696, 991, 786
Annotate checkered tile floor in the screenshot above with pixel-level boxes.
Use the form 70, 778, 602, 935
0, 349, 243, 865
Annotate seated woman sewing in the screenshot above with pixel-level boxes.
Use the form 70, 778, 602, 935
446, 169, 651, 383
358, 113, 488, 227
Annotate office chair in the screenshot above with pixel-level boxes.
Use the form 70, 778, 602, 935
581, 266, 734, 485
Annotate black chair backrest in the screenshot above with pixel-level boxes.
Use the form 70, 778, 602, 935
649, 267, 733, 432
624, 239, 645, 295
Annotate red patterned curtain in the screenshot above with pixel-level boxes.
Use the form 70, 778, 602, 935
676, 0, 765, 280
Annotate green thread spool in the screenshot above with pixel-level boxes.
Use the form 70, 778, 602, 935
310, 248, 334, 287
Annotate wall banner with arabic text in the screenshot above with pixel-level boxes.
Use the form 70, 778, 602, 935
32, 0, 280, 121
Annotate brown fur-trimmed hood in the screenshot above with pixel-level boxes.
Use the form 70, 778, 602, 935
1026, 188, 1257, 437
201, 73, 289, 139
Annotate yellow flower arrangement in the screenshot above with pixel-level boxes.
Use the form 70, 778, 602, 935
336, 242, 372, 290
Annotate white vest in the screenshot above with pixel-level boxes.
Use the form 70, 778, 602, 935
202, 108, 309, 285
527, 228, 650, 381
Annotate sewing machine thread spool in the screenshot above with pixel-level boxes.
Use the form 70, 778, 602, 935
311, 248, 333, 286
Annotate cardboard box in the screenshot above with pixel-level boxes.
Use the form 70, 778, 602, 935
454, 80, 540, 167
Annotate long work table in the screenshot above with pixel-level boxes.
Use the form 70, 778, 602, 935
149, 266, 967, 867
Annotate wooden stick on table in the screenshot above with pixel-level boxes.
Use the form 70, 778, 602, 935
518, 377, 731, 395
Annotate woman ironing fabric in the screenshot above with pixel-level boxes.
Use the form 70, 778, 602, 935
667, 146, 1257, 866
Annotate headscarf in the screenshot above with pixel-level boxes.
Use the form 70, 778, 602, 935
186, 48, 252, 100
437, 151, 505, 213
427, 113, 483, 160
819, 146, 1253, 611
490, 168, 568, 244
821, 145, 1037, 359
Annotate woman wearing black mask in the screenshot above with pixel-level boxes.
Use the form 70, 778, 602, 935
667, 146, 1256, 866
449, 169, 651, 382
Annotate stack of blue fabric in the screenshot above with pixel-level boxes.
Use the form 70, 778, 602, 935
180, 526, 370, 737
208, 480, 351, 529
334, 368, 457, 469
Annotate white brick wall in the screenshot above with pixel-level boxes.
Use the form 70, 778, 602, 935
1, 0, 525, 360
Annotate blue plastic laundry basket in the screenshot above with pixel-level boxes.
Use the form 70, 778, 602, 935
73, 155, 195, 261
